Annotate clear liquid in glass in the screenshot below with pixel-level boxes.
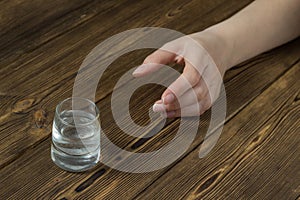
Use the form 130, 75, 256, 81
51, 110, 100, 172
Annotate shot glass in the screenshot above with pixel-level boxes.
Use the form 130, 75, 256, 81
51, 97, 100, 172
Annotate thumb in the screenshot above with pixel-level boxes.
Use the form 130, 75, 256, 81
132, 49, 176, 77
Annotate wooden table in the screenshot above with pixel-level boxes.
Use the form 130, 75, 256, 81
0, 0, 299, 199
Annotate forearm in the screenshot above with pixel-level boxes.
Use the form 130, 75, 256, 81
197, 0, 300, 70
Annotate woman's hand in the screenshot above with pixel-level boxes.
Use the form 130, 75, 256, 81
132, 32, 227, 118
132, 0, 300, 118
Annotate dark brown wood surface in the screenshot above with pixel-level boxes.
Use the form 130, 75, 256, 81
0, 0, 299, 199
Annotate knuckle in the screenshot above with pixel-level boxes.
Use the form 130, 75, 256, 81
184, 67, 200, 86
189, 73, 200, 86
196, 87, 206, 100
165, 103, 179, 111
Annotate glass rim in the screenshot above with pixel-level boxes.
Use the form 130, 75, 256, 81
55, 97, 100, 126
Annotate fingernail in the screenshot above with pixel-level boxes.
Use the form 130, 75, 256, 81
163, 94, 174, 104
132, 65, 146, 75
166, 111, 176, 118
153, 103, 165, 112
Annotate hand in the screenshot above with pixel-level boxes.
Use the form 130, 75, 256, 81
132, 32, 227, 118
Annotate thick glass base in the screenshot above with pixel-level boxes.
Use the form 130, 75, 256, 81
51, 144, 100, 172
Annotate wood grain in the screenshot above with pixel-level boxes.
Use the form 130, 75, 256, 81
0, 0, 299, 199
1, 44, 299, 199
136, 61, 300, 200
0, 0, 255, 169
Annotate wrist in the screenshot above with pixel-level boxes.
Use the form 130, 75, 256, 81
191, 28, 234, 73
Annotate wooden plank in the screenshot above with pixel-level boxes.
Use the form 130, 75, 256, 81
0, 0, 252, 93
0, 0, 253, 93
0, 0, 89, 46
136, 62, 300, 200
0, 41, 299, 199
1, 0, 299, 199
0, 0, 137, 91
0, 0, 256, 168
59, 48, 300, 200
0, 0, 131, 58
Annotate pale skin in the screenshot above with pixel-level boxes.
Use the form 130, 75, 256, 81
133, 0, 300, 118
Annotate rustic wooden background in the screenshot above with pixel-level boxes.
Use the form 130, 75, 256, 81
0, 0, 299, 199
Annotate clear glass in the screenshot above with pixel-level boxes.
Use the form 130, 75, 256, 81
51, 97, 100, 172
